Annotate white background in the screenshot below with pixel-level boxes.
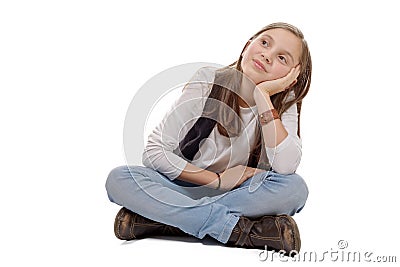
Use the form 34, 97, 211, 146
1, 0, 399, 266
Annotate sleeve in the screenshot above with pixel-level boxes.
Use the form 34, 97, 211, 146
142, 67, 215, 180
265, 97, 302, 174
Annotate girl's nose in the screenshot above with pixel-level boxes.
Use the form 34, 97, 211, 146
261, 52, 271, 64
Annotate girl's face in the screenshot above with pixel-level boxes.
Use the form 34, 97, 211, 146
241, 28, 302, 85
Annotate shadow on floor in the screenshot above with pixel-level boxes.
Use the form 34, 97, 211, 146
120, 235, 226, 248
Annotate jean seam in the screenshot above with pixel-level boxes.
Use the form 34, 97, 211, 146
217, 214, 239, 243
196, 204, 214, 237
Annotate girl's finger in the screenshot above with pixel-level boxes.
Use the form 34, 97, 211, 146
295, 65, 301, 77
285, 68, 298, 83
285, 67, 296, 78
283, 73, 297, 87
247, 167, 264, 175
255, 168, 265, 174
243, 171, 254, 179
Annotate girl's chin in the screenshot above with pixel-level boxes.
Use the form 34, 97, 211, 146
243, 68, 277, 84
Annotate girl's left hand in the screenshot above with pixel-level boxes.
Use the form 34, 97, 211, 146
254, 65, 300, 97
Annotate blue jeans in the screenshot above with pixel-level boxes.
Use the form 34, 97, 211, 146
105, 165, 308, 244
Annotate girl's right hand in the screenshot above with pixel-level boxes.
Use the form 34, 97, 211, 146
255, 65, 300, 97
219, 165, 265, 191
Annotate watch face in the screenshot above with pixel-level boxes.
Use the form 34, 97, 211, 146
259, 109, 279, 125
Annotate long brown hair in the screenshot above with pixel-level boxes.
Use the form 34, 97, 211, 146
205, 22, 312, 169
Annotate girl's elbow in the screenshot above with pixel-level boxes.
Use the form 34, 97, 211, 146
271, 156, 301, 175
141, 149, 156, 168
271, 165, 297, 175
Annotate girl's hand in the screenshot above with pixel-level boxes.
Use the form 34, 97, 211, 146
219, 165, 265, 191
254, 65, 300, 97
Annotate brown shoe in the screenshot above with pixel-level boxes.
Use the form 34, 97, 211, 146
227, 215, 301, 254
114, 207, 187, 240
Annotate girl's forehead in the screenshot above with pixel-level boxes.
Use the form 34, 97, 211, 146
258, 28, 299, 41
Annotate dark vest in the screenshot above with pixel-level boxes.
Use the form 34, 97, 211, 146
173, 85, 271, 171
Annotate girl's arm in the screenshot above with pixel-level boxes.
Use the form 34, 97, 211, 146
142, 68, 213, 180
178, 162, 264, 190
253, 90, 289, 147
178, 163, 220, 187
253, 67, 302, 174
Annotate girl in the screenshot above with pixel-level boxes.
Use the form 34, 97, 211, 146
106, 22, 312, 254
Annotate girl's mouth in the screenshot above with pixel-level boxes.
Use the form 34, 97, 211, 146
253, 59, 266, 72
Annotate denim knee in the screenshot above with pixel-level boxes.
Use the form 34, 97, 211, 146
285, 173, 309, 214
267, 172, 309, 215
105, 165, 129, 202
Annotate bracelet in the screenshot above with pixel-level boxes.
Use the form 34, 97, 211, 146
259, 109, 280, 126
215, 172, 221, 190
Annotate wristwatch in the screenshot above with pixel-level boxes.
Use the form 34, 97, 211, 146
259, 108, 280, 126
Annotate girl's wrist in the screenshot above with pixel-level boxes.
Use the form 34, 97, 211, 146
254, 88, 274, 112
208, 172, 221, 190
215, 173, 221, 190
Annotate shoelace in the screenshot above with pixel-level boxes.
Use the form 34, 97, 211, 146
235, 219, 256, 246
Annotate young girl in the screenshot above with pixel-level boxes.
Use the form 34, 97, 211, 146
106, 22, 312, 254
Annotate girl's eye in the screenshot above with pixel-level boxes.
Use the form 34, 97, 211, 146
278, 56, 287, 64
261, 40, 269, 46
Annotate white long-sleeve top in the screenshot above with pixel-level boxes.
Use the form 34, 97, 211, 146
142, 67, 302, 180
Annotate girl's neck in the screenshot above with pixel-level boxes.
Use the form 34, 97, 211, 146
238, 75, 256, 108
